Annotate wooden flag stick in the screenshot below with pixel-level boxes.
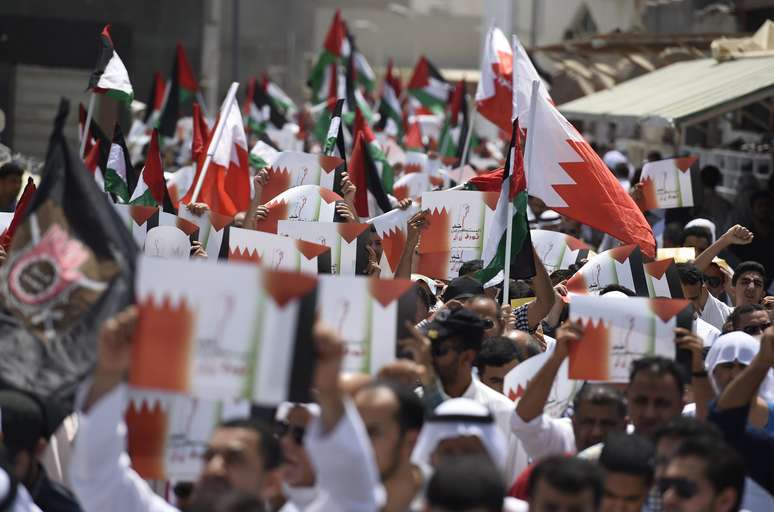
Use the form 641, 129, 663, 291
190, 81, 240, 203
79, 92, 96, 159
501, 199, 514, 307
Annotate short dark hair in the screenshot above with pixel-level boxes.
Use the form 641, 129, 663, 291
459, 259, 484, 276
700, 165, 722, 189
475, 337, 521, 373
0, 161, 24, 179
427, 455, 505, 512
599, 284, 636, 297
729, 303, 766, 329
629, 356, 686, 398
676, 263, 703, 286
680, 226, 712, 247
646, 151, 663, 162
0, 391, 46, 458
653, 417, 722, 445
508, 279, 534, 299
218, 418, 281, 470
599, 433, 655, 485
527, 456, 604, 507
672, 438, 745, 512
359, 380, 424, 434
415, 283, 435, 310
573, 383, 627, 419
732, 261, 766, 287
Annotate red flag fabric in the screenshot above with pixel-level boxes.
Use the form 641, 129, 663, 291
176, 42, 199, 93
323, 9, 348, 56
192, 102, 209, 165
347, 132, 370, 217
475, 27, 513, 132
1, 178, 36, 250
404, 120, 422, 151
525, 90, 655, 257
141, 129, 167, 204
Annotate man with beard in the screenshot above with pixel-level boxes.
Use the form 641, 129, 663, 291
68, 308, 283, 511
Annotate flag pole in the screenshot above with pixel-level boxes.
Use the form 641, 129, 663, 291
458, 109, 475, 183
502, 199, 514, 307
79, 92, 96, 158
196, 90, 210, 119
190, 81, 240, 203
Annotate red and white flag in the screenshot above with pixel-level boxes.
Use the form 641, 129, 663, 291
524, 84, 655, 257
512, 35, 551, 130
475, 27, 512, 133
182, 93, 250, 217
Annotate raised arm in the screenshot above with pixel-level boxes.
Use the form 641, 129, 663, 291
243, 169, 269, 230
526, 247, 556, 329
395, 210, 429, 279
693, 225, 753, 272
516, 321, 580, 422
674, 327, 714, 420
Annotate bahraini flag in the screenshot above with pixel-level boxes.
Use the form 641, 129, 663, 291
476, 27, 512, 133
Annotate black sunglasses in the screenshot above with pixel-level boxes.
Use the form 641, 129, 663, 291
702, 275, 722, 288
658, 477, 699, 499
275, 421, 305, 444
742, 322, 772, 335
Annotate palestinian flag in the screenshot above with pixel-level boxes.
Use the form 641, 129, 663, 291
438, 80, 469, 166
474, 119, 534, 284
375, 59, 403, 136
308, 10, 349, 103
323, 99, 346, 160
84, 139, 106, 192
79, 103, 111, 159
143, 71, 166, 126
88, 25, 133, 104
191, 102, 210, 166
129, 129, 175, 212
262, 73, 297, 115
349, 131, 393, 218
104, 123, 138, 203
407, 56, 450, 115
343, 29, 375, 93
0, 98, 136, 398
244, 76, 287, 135
159, 43, 199, 139
354, 108, 394, 194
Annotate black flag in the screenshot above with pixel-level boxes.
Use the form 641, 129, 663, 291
0, 98, 137, 402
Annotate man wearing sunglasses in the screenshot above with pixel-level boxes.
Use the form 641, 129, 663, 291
676, 263, 732, 332
728, 304, 772, 337
660, 437, 745, 512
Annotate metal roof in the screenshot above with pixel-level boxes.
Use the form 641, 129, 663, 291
558, 55, 774, 128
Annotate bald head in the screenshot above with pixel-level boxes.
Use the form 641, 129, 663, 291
466, 296, 501, 337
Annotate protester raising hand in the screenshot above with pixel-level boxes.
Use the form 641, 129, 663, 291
83, 306, 138, 413
674, 327, 713, 419
395, 210, 430, 279
694, 224, 754, 271
335, 202, 358, 223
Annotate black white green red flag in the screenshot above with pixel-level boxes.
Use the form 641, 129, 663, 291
407, 56, 450, 115
438, 80, 469, 166
374, 59, 403, 136
104, 123, 138, 203
307, 10, 349, 103
88, 24, 133, 104
129, 129, 175, 212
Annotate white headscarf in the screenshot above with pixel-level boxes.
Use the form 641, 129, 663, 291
705, 331, 774, 402
411, 398, 507, 472
685, 218, 717, 243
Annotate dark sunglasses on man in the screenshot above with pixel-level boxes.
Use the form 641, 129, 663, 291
702, 274, 723, 288
275, 420, 305, 444
658, 477, 699, 500
742, 322, 772, 336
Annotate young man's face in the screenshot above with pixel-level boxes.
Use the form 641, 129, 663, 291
0, 174, 22, 203
680, 282, 705, 316
572, 400, 627, 451
626, 372, 683, 439
661, 456, 736, 512
711, 362, 747, 392
479, 359, 519, 395
431, 337, 470, 389
601, 471, 650, 512
733, 271, 766, 307
530, 479, 597, 512
466, 297, 501, 338
197, 427, 267, 500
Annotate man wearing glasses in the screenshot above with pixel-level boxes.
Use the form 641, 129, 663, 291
727, 304, 772, 337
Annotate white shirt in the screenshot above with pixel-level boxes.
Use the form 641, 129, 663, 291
302, 399, 384, 512
510, 412, 576, 461
69, 383, 179, 512
695, 318, 721, 348
700, 292, 733, 331
452, 377, 529, 486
